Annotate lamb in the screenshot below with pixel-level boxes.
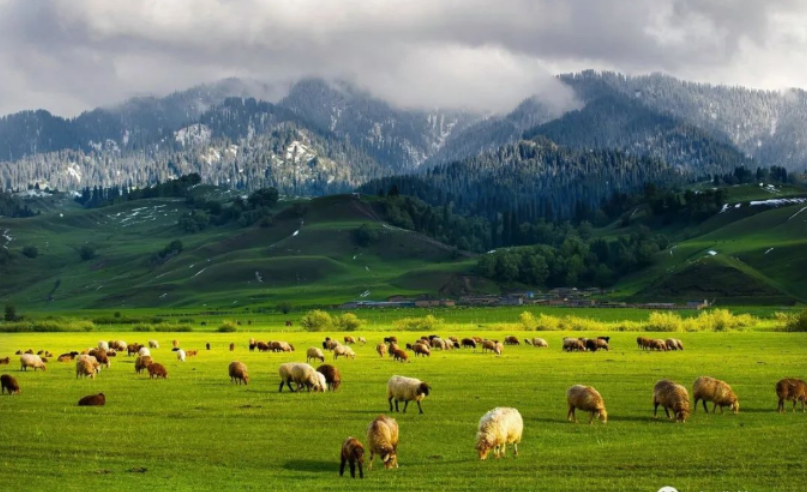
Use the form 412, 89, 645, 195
177, 349, 186, 362
19, 354, 46, 372
776, 378, 807, 413
307, 347, 326, 363
316, 371, 328, 392
357, 337, 367, 345
566, 385, 607, 424
148, 340, 159, 349
1, 374, 20, 394
339, 437, 365, 479
413, 343, 430, 357
228, 362, 249, 385
474, 407, 523, 460
391, 349, 409, 363
461, 338, 477, 350
376, 343, 387, 358
148, 363, 168, 379
316, 364, 342, 391
344, 336, 356, 345
653, 380, 690, 422
78, 393, 105, 406
135, 355, 153, 374
75, 358, 100, 379
278, 362, 323, 392
0, 357, 9, 364
333, 345, 356, 360
504, 336, 520, 345
666, 338, 684, 351
493, 342, 503, 356
387, 375, 431, 414
366, 415, 399, 470
693, 376, 739, 414
98, 341, 110, 352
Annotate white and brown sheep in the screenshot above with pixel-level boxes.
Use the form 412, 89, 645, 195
653, 380, 690, 422
357, 337, 367, 345
692, 376, 738, 414
228, 361, 249, 385
333, 345, 356, 360
386, 375, 431, 414
316, 364, 342, 391
413, 343, 430, 357
138, 347, 151, 357
665, 338, 684, 351
307, 347, 326, 363
278, 363, 323, 392
366, 415, 399, 470
135, 355, 153, 374
97, 341, 110, 352
566, 385, 607, 424
475, 407, 523, 460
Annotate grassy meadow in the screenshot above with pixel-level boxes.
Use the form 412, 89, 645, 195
1, 330, 806, 491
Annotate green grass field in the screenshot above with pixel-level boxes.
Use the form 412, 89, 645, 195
2, 330, 806, 491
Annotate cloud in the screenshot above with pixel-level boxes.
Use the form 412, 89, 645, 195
0, 0, 805, 117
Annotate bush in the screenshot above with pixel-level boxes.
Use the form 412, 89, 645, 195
393, 315, 443, 332
646, 312, 684, 332
0, 318, 95, 333
783, 310, 807, 332
335, 313, 364, 331
301, 310, 333, 332
535, 314, 562, 331
4, 304, 19, 322
353, 223, 380, 247
218, 321, 238, 333
21, 245, 38, 258
277, 301, 293, 315
519, 312, 536, 330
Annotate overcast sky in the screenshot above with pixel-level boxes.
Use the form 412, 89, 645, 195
1, 0, 806, 117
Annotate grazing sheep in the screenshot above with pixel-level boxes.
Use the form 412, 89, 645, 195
78, 393, 105, 406
413, 343, 430, 358
653, 380, 690, 422
562, 338, 585, 352
637, 337, 650, 350
228, 362, 249, 385
148, 340, 159, 349
444, 339, 456, 350
693, 376, 739, 414
405, 343, 414, 351
148, 363, 168, 379
376, 343, 387, 358
256, 341, 271, 352
24, 349, 33, 354
504, 336, 520, 345
357, 337, 367, 345
493, 342, 504, 356
391, 349, 409, 363
333, 345, 356, 360
89, 349, 111, 368
1, 374, 20, 394
461, 338, 477, 350
315, 371, 328, 392
0, 357, 9, 364
387, 375, 431, 414
186, 350, 198, 357
75, 358, 100, 379
776, 378, 807, 413
307, 347, 326, 363
316, 364, 342, 391
417, 338, 431, 348
585, 339, 608, 352
127, 344, 143, 357
272, 341, 295, 353
366, 415, 399, 470
578, 338, 591, 349
387, 342, 399, 355
229, 343, 235, 351
19, 354, 46, 372
57, 353, 76, 362
530, 338, 549, 348
138, 347, 151, 357
475, 407, 523, 460
339, 437, 365, 479
597, 336, 611, 344
648, 339, 668, 351
106, 350, 117, 357
566, 385, 607, 424
431, 338, 447, 350
472, 336, 484, 343
344, 336, 356, 345
98, 341, 110, 352
177, 349, 186, 362
481, 340, 497, 353
323, 338, 340, 351
110, 340, 127, 351
278, 362, 322, 392
666, 338, 684, 351
383, 336, 398, 344
135, 356, 153, 374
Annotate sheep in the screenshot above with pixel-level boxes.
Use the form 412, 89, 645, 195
562, 337, 584, 352
106, 350, 116, 357
323, 339, 340, 351
653, 380, 690, 422
148, 363, 168, 379
637, 337, 650, 350
344, 336, 356, 345
493, 342, 504, 356
383, 336, 398, 344
387, 375, 431, 414
448, 336, 460, 346
57, 353, 75, 362
307, 347, 326, 363
333, 345, 356, 360
78, 393, 105, 406
416, 338, 431, 348
228, 362, 249, 385
75, 358, 100, 379
693, 376, 739, 414
1, 374, 20, 395
0, 357, 9, 364
186, 350, 198, 357
481, 340, 497, 353
776, 378, 807, 413
567, 385, 607, 424
597, 336, 611, 344
391, 349, 409, 363
109, 340, 127, 351
648, 339, 668, 351
88, 349, 111, 368
472, 336, 484, 343
339, 437, 365, 479
229, 343, 235, 351
135, 356, 153, 374
316, 364, 342, 391
387, 342, 399, 355
278, 362, 323, 392
98, 341, 110, 352
315, 371, 328, 392
504, 336, 520, 345
36, 350, 53, 358
376, 343, 387, 358
256, 342, 271, 352
357, 337, 367, 345
431, 338, 447, 350
19, 354, 46, 372
148, 340, 159, 349
127, 344, 143, 356
585, 338, 608, 352
366, 415, 399, 470
272, 341, 295, 353
206, 343, 211, 351
413, 343, 430, 358
172, 339, 179, 348
666, 338, 684, 351
405, 343, 414, 351
475, 407, 523, 460
530, 338, 549, 348
578, 338, 591, 349
177, 349, 186, 362
136, 347, 150, 358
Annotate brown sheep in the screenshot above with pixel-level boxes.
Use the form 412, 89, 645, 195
186, 350, 198, 357
566, 385, 607, 424
481, 340, 497, 353
504, 336, 520, 345
383, 336, 398, 344
75, 358, 100, 379
229, 343, 235, 351
387, 342, 399, 356
417, 337, 431, 348
413, 343, 430, 357
637, 337, 650, 350
89, 349, 110, 368
57, 353, 76, 362
256, 341, 271, 352
0, 357, 10, 365
653, 380, 690, 423
376, 343, 387, 358
562, 338, 585, 352
666, 338, 684, 351
228, 362, 249, 385
693, 376, 739, 414
78, 393, 105, 406
206, 343, 211, 350
271, 341, 294, 353
776, 378, 807, 413
135, 356, 153, 374
392, 349, 409, 363
344, 336, 356, 345
366, 415, 399, 470
648, 339, 668, 351
316, 364, 342, 391
472, 336, 484, 344
1, 374, 20, 395
148, 363, 168, 380
448, 336, 460, 346
339, 437, 365, 479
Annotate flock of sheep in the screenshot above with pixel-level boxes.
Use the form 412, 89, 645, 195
2, 332, 807, 479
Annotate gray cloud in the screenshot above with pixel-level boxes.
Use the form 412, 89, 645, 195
0, 0, 804, 117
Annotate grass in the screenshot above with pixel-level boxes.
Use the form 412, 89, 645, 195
1, 330, 806, 491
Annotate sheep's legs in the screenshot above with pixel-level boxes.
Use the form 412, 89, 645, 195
567, 406, 576, 423
416, 400, 423, 414
663, 407, 671, 419
394, 400, 400, 412
357, 461, 363, 479
778, 399, 784, 413
653, 401, 659, 418
367, 453, 374, 471
403, 401, 409, 413
588, 411, 595, 424
339, 458, 346, 477
388, 396, 394, 412
513, 442, 518, 457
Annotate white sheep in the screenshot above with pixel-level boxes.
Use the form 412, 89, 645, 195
97, 341, 110, 352
19, 354, 46, 372
475, 407, 523, 460
148, 340, 159, 349
177, 349, 186, 362
386, 375, 431, 414
278, 362, 323, 392
315, 371, 328, 392
366, 415, 399, 470
306, 347, 325, 363
333, 345, 356, 360
357, 336, 367, 345
138, 347, 151, 357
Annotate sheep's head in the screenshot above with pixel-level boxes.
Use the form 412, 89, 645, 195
381, 448, 397, 469
597, 408, 608, 424
676, 408, 690, 423
475, 436, 493, 460
243, 374, 250, 385
418, 383, 431, 397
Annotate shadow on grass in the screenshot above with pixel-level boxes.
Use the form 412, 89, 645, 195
282, 459, 335, 474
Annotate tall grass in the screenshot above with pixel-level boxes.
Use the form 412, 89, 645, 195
0, 318, 95, 332
517, 309, 759, 333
